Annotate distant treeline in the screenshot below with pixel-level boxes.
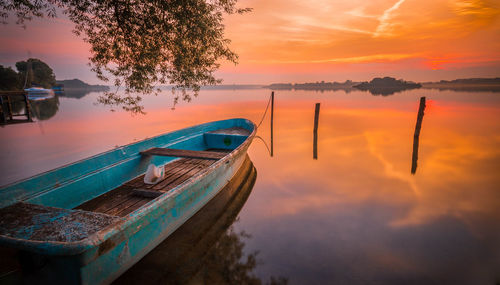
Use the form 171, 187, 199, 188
200, 84, 263, 90
421, 78, 500, 92
265, 77, 420, 95
57, 79, 109, 91
423, 78, 500, 85
266, 80, 359, 91
265, 77, 500, 95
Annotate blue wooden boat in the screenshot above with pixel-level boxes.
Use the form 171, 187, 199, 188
52, 84, 65, 95
0, 118, 255, 284
24, 87, 55, 100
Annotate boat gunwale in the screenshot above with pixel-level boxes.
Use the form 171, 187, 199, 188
0, 119, 237, 190
0, 118, 256, 256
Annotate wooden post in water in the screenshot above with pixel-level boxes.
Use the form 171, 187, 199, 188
23, 92, 32, 121
313, 103, 320, 160
411, 97, 426, 174
0, 95, 5, 124
6, 96, 13, 121
270, 91, 274, 157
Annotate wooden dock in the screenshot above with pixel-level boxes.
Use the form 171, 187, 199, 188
0, 91, 32, 125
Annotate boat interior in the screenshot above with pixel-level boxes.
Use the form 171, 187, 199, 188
76, 155, 226, 217
0, 126, 251, 244
76, 127, 251, 217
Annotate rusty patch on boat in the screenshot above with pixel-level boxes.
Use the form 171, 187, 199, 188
0, 203, 120, 242
98, 238, 117, 256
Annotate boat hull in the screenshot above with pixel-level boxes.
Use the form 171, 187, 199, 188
116, 154, 257, 283
0, 118, 256, 284
24, 87, 55, 100
90, 151, 248, 284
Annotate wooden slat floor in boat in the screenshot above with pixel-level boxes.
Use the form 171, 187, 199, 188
75, 155, 228, 217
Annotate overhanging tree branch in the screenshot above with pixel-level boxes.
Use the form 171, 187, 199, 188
1, 0, 250, 113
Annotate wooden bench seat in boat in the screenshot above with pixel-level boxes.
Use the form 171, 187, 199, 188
140, 127, 250, 159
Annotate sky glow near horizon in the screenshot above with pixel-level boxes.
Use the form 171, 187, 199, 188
0, 0, 499, 84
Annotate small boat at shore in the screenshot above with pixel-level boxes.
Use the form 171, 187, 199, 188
24, 87, 55, 100
0, 118, 255, 284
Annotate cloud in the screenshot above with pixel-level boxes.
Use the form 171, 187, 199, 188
345, 7, 378, 19
373, 0, 407, 37
246, 53, 420, 64
1, 0, 499, 83
452, 0, 500, 17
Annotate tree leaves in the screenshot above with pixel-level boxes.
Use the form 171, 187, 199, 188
2, 0, 250, 113
16, 58, 56, 88
0, 65, 22, 90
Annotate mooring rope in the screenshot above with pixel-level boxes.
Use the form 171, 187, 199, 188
254, 135, 272, 157
253, 92, 274, 157
256, 92, 272, 129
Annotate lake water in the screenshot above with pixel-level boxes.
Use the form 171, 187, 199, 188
1, 88, 499, 284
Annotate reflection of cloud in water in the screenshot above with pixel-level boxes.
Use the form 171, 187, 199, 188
238, 96, 500, 283
365, 131, 420, 196
252, 205, 497, 284
2, 89, 499, 284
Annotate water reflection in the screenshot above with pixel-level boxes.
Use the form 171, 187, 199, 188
1, 88, 499, 284
270, 92, 274, 157
7, 97, 26, 115
0, 95, 59, 125
423, 85, 500, 93
115, 155, 286, 285
60, 90, 95, 99
355, 85, 420, 96
241, 91, 500, 284
29, 96, 59, 121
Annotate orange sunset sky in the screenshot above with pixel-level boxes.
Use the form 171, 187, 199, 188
1, 0, 499, 84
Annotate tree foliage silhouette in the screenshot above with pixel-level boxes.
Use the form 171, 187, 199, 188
16, 58, 56, 88
2, 0, 250, 113
0, 65, 22, 90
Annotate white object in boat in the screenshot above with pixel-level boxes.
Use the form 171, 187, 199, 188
144, 164, 165, 184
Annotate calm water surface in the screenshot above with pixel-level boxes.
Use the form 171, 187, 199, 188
1, 88, 499, 284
